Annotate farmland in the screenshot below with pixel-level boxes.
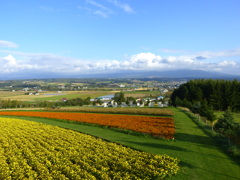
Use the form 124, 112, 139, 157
0, 117, 179, 179
0, 78, 182, 105
0, 78, 239, 179
0, 90, 166, 103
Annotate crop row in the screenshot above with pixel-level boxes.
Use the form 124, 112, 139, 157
47, 107, 174, 116
0, 111, 175, 139
0, 117, 179, 179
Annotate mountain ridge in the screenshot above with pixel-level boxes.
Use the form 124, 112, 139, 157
0, 69, 239, 80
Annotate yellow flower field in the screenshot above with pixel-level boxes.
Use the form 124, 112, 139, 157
0, 117, 179, 179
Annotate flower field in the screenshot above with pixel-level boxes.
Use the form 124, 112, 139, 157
0, 111, 175, 139
0, 117, 179, 179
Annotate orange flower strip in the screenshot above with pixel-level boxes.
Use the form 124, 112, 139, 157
0, 111, 175, 139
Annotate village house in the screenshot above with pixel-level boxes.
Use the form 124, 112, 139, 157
61, 98, 68, 102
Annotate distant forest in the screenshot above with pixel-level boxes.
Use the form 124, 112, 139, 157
170, 79, 240, 112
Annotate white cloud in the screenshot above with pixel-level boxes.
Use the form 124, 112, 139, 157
3, 55, 17, 66
196, 48, 240, 58
0, 40, 18, 48
87, 0, 107, 10
218, 60, 237, 66
0, 54, 43, 73
107, 0, 134, 13
79, 0, 133, 18
83, 0, 113, 18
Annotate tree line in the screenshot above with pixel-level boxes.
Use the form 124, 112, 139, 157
0, 97, 92, 109
0, 99, 23, 108
170, 79, 240, 112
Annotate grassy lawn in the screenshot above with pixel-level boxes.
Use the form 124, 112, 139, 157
2, 107, 240, 180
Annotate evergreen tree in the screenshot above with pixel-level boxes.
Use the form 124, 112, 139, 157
215, 110, 238, 145
198, 100, 216, 129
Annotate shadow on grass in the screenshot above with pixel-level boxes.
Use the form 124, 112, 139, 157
175, 132, 217, 147
179, 161, 240, 180
178, 161, 195, 168
175, 132, 240, 163
121, 140, 189, 152
196, 166, 240, 180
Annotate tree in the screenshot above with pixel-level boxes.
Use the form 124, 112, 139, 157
191, 102, 201, 114
182, 99, 192, 109
83, 97, 91, 105
126, 99, 130, 105
174, 97, 183, 107
95, 99, 103, 105
198, 100, 216, 129
113, 92, 125, 104
215, 110, 238, 145
126, 96, 136, 105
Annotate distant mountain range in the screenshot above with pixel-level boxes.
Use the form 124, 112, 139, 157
75, 69, 240, 80
0, 69, 240, 80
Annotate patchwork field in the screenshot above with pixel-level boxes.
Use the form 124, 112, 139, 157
0, 117, 179, 179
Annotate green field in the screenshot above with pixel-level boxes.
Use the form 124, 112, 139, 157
0, 91, 117, 102
123, 90, 162, 98
3, 107, 239, 180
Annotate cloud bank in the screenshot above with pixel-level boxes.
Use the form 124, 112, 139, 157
0, 47, 240, 78
0, 40, 240, 78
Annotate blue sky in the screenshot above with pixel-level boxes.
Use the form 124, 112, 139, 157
0, 0, 240, 79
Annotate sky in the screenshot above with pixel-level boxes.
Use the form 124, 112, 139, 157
0, 0, 240, 79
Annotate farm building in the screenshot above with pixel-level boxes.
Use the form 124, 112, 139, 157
157, 96, 164, 100
96, 94, 114, 101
